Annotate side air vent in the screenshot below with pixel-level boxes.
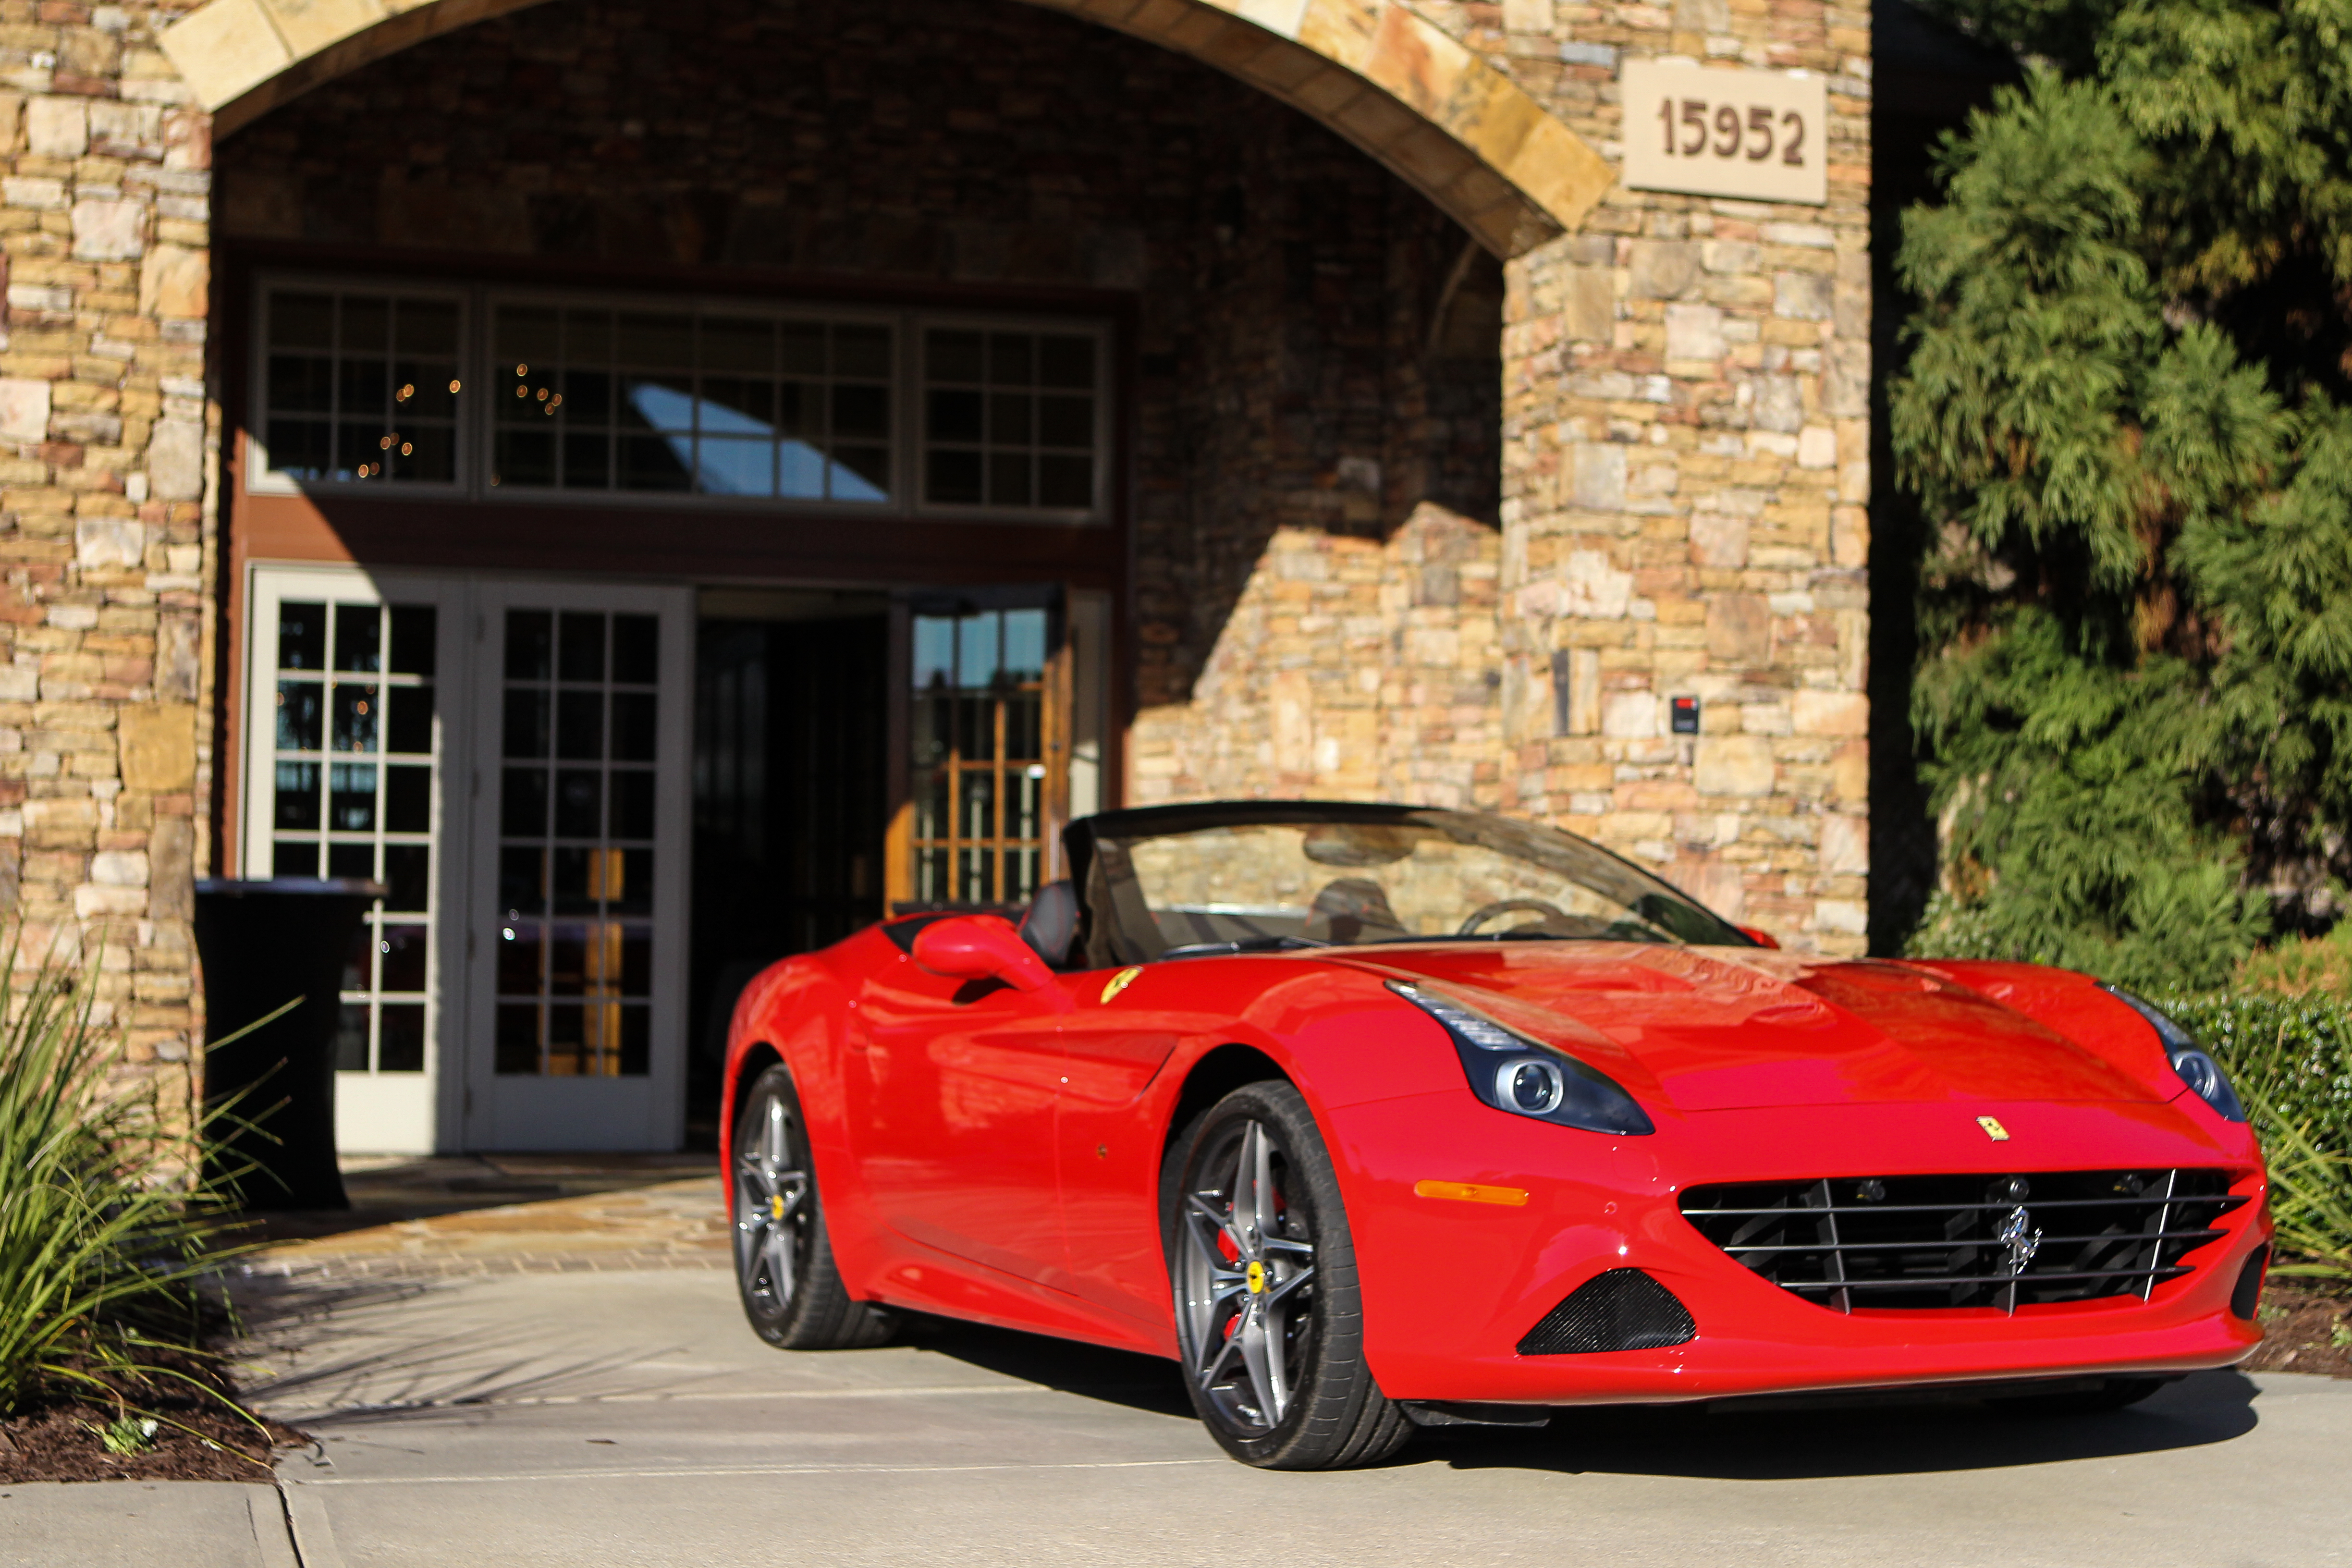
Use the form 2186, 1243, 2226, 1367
1518, 1268, 1697, 1356
2231, 1245, 2269, 1320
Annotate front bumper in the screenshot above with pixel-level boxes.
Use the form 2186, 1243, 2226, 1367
1335, 1091, 2270, 1406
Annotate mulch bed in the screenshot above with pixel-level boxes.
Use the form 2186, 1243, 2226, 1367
2244, 1281, 2352, 1378
0, 1353, 306, 1485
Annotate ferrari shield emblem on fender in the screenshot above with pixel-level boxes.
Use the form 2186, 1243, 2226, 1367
1099, 966, 1143, 1004
1976, 1115, 2010, 1141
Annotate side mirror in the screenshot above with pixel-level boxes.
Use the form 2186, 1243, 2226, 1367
911, 914, 1057, 994
1738, 925, 1781, 950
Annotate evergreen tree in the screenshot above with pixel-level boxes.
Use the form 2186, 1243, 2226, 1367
1891, 0, 2352, 988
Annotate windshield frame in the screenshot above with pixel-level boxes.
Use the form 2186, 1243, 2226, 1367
1062, 801, 1757, 968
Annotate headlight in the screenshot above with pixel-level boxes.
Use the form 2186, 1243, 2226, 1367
1388, 980, 1654, 1135
2100, 984, 2249, 1123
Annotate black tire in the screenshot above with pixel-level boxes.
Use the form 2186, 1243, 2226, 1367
731, 1063, 894, 1350
1161, 1080, 1413, 1469
1988, 1376, 2168, 1416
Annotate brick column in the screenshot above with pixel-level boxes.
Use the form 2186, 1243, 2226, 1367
0, 0, 213, 1093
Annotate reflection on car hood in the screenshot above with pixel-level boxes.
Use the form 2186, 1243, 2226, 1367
1340, 943, 2161, 1111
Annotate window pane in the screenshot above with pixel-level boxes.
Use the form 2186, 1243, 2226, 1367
277, 681, 322, 750
387, 605, 436, 675
334, 1004, 371, 1071
333, 605, 380, 673
280, 602, 326, 671
386, 765, 430, 832
380, 925, 429, 991
271, 293, 334, 350
612, 616, 659, 684
384, 844, 430, 910
275, 762, 320, 829
378, 1004, 426, 1072
329, 762, 376, 831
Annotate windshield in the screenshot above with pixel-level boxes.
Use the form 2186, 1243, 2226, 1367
1079, 808, 1750, 964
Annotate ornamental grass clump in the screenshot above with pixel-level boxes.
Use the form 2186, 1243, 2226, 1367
2159, 993, 2352, 1282
0, 933, 239, 1416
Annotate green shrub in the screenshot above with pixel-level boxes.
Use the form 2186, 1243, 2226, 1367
0, 934, 240, 1414
2157, 993, 2352, 1280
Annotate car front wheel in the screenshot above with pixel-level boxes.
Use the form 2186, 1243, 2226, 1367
1162, 1080, 1411, 1469
732, 1063, 893, 1350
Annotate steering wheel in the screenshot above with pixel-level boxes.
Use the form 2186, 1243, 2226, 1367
1458, 898, 1576, 937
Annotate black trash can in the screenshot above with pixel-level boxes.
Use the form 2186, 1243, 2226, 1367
194, 878, 384, 1210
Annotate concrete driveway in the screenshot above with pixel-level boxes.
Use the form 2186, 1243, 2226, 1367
233, 1266, 2352, 1568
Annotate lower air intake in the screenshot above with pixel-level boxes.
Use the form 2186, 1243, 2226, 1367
1518, 1268, 1697, 1355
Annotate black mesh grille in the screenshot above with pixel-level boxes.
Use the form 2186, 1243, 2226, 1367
1680, 1168, 2245, 1313
1518, 1268, 1697, 1355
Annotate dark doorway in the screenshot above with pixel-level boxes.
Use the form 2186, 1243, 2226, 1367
688, 593, 890, 1141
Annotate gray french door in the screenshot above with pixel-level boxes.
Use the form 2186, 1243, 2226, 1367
464, 581, 693, 1150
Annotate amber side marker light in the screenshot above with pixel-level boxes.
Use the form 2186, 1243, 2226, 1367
1414, 1179, 1530, 1207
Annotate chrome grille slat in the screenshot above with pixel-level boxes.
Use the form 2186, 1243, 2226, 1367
1679, 1168, 2239, 1314
1718, 1228, 2226, 1254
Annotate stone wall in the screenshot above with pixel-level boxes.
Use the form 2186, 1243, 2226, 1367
1131, 0, 1874, 952
1489, 0, 1872, 949
1130, 502, 1504, 808
0, 0, 213, 1089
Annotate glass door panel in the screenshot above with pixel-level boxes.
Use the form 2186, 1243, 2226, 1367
245, 569, 458, 1155
466, 583, 690, 1151
492, 608, 660, 1078
907, 606, 1053, 907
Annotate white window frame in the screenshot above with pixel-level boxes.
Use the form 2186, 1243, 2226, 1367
245, 276, 476, 502
246, 277, 1115, 526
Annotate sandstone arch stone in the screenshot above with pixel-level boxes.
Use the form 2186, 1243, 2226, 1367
162, 0, 1613, 256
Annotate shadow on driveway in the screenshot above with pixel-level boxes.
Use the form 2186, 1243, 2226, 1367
1423, 1370, 2260, 1479
896, 1313, 2262, 1479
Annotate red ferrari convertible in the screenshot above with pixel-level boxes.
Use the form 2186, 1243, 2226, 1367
720, 801, 2271, 1469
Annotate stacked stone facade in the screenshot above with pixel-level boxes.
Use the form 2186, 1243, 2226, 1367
0, 0, 1870, 1127
1486, 0, 1874, 950
0, 0, 213, 1086
1145, 0, 1873, 953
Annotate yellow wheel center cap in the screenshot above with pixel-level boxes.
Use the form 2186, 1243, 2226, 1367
1246, 1261, 1266, 1295
769, 1194, 786, 1221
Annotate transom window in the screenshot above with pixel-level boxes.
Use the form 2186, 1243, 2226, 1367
922, 330, 1097, 509
490, 307, 892, 501
251, 282, 1109, 519
263, 290, 461, 485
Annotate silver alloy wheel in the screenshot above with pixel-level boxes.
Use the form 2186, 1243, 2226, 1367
1176, 1117, 1319, 1433
734, 1091, 811, 1314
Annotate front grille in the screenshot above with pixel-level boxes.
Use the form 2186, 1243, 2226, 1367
1518, 1268, 1697, 1355
1679, 1169, 2245, 1313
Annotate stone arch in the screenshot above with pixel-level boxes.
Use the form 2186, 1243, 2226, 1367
162, 0, 1611, 256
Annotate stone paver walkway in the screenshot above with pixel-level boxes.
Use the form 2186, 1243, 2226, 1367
234, 1156, 729, 1283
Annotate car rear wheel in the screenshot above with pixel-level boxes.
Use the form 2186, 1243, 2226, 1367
732, 1063, 894, 1350
1162, 1080, 1412, 1469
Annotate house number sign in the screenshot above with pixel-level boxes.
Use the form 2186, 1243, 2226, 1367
1619, 60, 1829, 207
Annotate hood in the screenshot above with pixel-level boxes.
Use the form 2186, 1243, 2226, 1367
1346, 943, 2161, 1112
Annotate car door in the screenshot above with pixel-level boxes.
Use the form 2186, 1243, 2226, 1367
1053, 960, 1200, 1330
852, 943, 1068, 1284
